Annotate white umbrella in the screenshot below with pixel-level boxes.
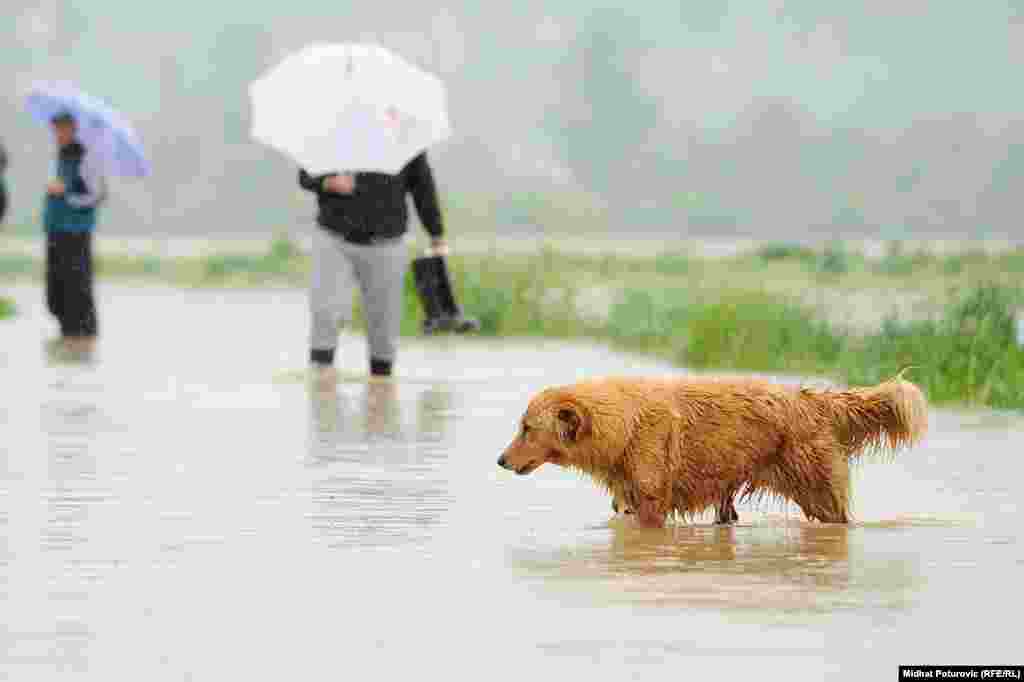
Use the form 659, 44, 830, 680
250, 43, 451, 175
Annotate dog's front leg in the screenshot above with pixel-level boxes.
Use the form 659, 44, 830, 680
635, 495, 668, 529
625, 428, 672, 528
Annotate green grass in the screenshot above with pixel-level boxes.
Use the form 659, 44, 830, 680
458, 264, 1024, 405
677, 292, 844, 374
445, 250, 1024, 409
0, 296, 14, 320
0, 253, 37, 277
3, 235, 1023, 409
442, 254, 1024, 410
754, 240, 1024, 283
756, 242, 816, 264
838, 286, 1024, 409
202, 233, 304, 281
651, 251, 692, 275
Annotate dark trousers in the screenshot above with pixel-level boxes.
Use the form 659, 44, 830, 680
46, 231, 98, 337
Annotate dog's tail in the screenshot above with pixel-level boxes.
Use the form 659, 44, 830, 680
824, 370, 928, 459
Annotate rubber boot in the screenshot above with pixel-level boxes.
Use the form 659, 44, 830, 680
412, 255, 481, 335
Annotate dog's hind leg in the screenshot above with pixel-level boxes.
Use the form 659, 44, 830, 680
714, 487, 740, 525
787, 450, 851, 524
824, 453, 851, 523
793, 495, 848, 524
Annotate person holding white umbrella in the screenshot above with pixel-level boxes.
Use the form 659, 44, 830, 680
251, 43, 472, 383
297, 151, 445, 380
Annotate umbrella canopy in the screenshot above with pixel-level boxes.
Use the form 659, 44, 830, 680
250, 43, 450, 175
25, 81, 150, 178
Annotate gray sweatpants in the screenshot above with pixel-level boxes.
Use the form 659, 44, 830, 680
309, 226, 407, 363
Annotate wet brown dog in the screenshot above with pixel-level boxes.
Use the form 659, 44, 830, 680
497, 374, 927, 527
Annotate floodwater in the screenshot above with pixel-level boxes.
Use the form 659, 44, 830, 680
1, 284, 1021, 680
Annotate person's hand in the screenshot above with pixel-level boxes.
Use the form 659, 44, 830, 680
47, 179, 65, 196
322, 174, 355, 194
426, 238, 449, 257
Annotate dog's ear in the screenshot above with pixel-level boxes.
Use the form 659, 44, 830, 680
554, 403, 589, 443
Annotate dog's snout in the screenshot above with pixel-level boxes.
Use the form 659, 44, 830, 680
497, 454, 508, 469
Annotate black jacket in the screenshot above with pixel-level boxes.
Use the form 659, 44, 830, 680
298, 152, 443, 243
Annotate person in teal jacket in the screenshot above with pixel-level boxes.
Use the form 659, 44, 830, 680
44, 112, 106, 354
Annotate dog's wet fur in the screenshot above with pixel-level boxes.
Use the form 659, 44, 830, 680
498, 374, 927, 528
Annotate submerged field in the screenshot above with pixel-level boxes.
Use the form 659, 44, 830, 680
2, 235, 1022, 409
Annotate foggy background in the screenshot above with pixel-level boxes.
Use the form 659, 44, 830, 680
1, 0, 1021, 240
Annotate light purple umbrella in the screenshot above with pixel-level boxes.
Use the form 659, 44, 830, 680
25, 81, 150, 178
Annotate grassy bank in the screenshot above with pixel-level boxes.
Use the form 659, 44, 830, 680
0, 296, 14, 320
448, 249, 1024, 410
2, 236, 1022, 409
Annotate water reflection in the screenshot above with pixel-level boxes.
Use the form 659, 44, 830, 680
604, 522, 851, 579
41, 395, 101, 553
364, 380, 402, 439
43, 338, 97, 367
32, 388, 105, 673
308, 382, 456, 459
306, 382, 455, 549
416, 383, 455, 443
512, 521, 923, 610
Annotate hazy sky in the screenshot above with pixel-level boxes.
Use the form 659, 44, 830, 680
2, 0, 1021, 237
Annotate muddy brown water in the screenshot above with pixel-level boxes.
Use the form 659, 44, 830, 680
1, 284, 1021, 680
